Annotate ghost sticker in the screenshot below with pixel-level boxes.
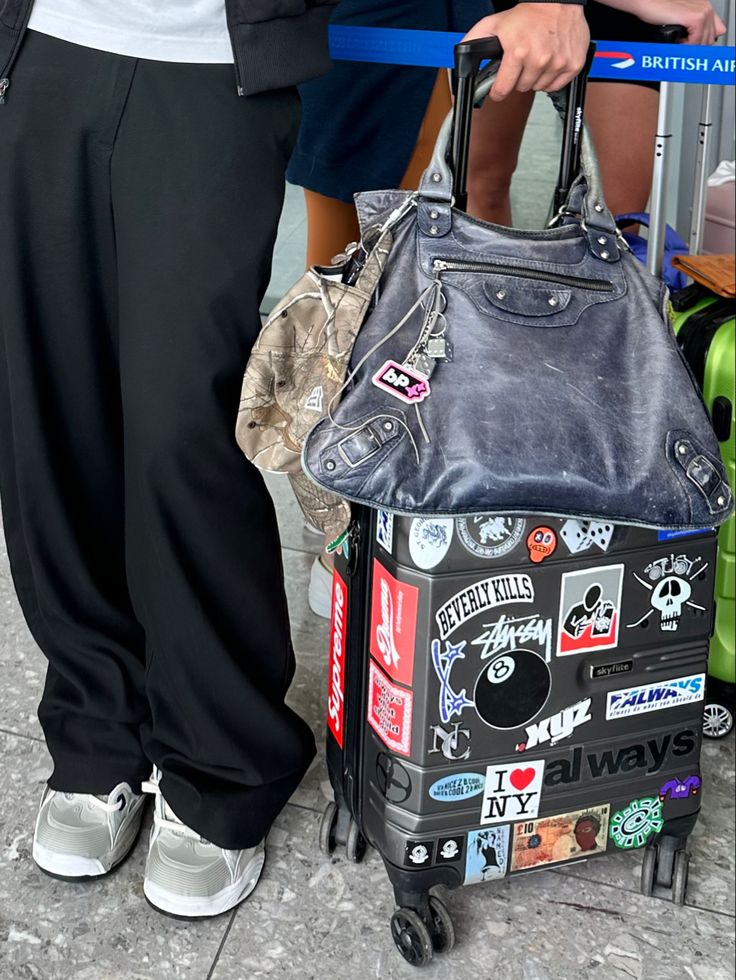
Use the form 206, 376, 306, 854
626, 554, 708, 632
527, 526, 557, 564
404, 841, 434, 867
556, 564, 624, 656
464, 827, 510, 884
659, 775, 701, 801
437, 836, 464, 864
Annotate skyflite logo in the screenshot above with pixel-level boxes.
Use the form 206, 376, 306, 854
435, 575, 534, 639
327, 571, 347, 748
606, 674, 705, 721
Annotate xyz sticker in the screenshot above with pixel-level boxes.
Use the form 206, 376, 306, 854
609, 797, 664, 850
372, 359, 430, 404
510, 805, 610, 871
465, 827, 510, 884
626, 553, 708, 632
556, 564, 624, 656
480, 761, 545, 825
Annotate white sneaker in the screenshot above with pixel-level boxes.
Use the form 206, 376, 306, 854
32, 783, 146, 879
142, 769, 265, 919
308, 556, 333, 619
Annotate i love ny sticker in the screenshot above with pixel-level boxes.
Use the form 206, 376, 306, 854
480, 761, 545, 825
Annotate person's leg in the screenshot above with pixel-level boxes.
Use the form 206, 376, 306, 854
466, 88, 535, 225
302, 69, 452, 269
111, 58, 316, 850
0, 32, 150, 793
584, 81, 659, 217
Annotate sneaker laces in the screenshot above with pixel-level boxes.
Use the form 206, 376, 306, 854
142, 768, 203, 842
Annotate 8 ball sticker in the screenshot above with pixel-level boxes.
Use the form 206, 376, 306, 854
474, 649, 552, 730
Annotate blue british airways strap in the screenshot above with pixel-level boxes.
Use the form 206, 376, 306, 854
329, 26, 736, 86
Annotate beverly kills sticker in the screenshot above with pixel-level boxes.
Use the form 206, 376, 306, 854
480, 761, 545, 825
372, 360, 431, 405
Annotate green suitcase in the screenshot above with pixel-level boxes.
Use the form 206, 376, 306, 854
673, 289, 735, 738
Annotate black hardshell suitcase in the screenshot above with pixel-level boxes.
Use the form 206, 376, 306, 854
319, 41, 718, 967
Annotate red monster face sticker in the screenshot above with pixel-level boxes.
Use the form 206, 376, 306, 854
527, 527, 557, 564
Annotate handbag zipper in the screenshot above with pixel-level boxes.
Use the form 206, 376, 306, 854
432, 258, 614, 292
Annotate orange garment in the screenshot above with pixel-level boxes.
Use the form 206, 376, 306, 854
303, 70, 452, 268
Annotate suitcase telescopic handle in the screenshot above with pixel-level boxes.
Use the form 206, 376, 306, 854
450, 38, 597, 213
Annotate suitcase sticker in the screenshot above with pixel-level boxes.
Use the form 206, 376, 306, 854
556, 564, 624, 656
510, 804, 610, 871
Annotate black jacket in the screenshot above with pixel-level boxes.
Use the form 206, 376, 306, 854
0, 0, 338, 100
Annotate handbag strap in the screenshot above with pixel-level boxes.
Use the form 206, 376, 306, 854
417, 69, 621, 264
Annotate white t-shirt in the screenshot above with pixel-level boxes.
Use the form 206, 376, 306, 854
28, 1, 233, 63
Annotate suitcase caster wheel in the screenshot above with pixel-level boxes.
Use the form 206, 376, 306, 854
672, 849, 690, 906
703, 701, 734, 739
641, 844, 657, 898
427, 895, 455, 954
390, 908, 433, 967
345, 819, 368, 863
319, 802, 339, 856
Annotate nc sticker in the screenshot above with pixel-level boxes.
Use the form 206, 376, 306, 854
609, 797, 664, 850
429, 772, 485, 803
372, 359, 430, 405
409, 517, 454, 570
556, 564, 624, 656
480, 760, 545, 825
464, 826, 510, 884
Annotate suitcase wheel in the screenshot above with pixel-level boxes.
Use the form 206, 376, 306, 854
319, 801, 368, 863
640, 836, 690, 905
318, 801, 339, 856
390, 907, 434, 967
703, 701, 735, 739
427, 895, 456, 955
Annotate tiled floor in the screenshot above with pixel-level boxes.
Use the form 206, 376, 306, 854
1, 95, 735, 980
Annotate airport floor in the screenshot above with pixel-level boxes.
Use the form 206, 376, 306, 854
1, 98, 734, 980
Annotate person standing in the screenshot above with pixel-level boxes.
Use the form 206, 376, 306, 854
0, 0, 589, 920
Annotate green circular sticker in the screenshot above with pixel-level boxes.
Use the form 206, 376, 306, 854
609, 797, 664, 850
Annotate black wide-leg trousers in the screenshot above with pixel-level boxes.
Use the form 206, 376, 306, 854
0, 32, 315, 849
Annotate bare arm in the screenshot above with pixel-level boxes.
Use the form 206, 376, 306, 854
592, 0, 726, 44
463, 3, 590, 100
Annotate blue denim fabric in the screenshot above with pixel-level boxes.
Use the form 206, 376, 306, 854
302, 182, 732, 530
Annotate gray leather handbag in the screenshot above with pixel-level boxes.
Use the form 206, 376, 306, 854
302, 64, 733, 531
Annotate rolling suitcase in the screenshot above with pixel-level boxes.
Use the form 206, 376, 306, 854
672, 286, 736, 739
319, 40, 719, 967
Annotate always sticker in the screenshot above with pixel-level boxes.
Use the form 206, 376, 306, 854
480, 761, 545, 825
606, 673, 705, 720
367, 661, 413, 757
372, 360, 430, 405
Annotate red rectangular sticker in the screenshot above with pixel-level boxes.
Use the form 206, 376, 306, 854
369, 559, 419, 687
367, 661, 413, 756
327, 569, 348, 748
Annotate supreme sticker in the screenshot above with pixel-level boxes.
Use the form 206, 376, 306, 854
326, 570, 348, 749
372, 359, 431, 405
480, 760, 545, 825
435, 574, 535, 640
369, 560, 419, 687
367, 661, 413, 757
556, 564, 624, 656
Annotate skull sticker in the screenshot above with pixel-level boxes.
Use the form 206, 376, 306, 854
626, 554, 708, 633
